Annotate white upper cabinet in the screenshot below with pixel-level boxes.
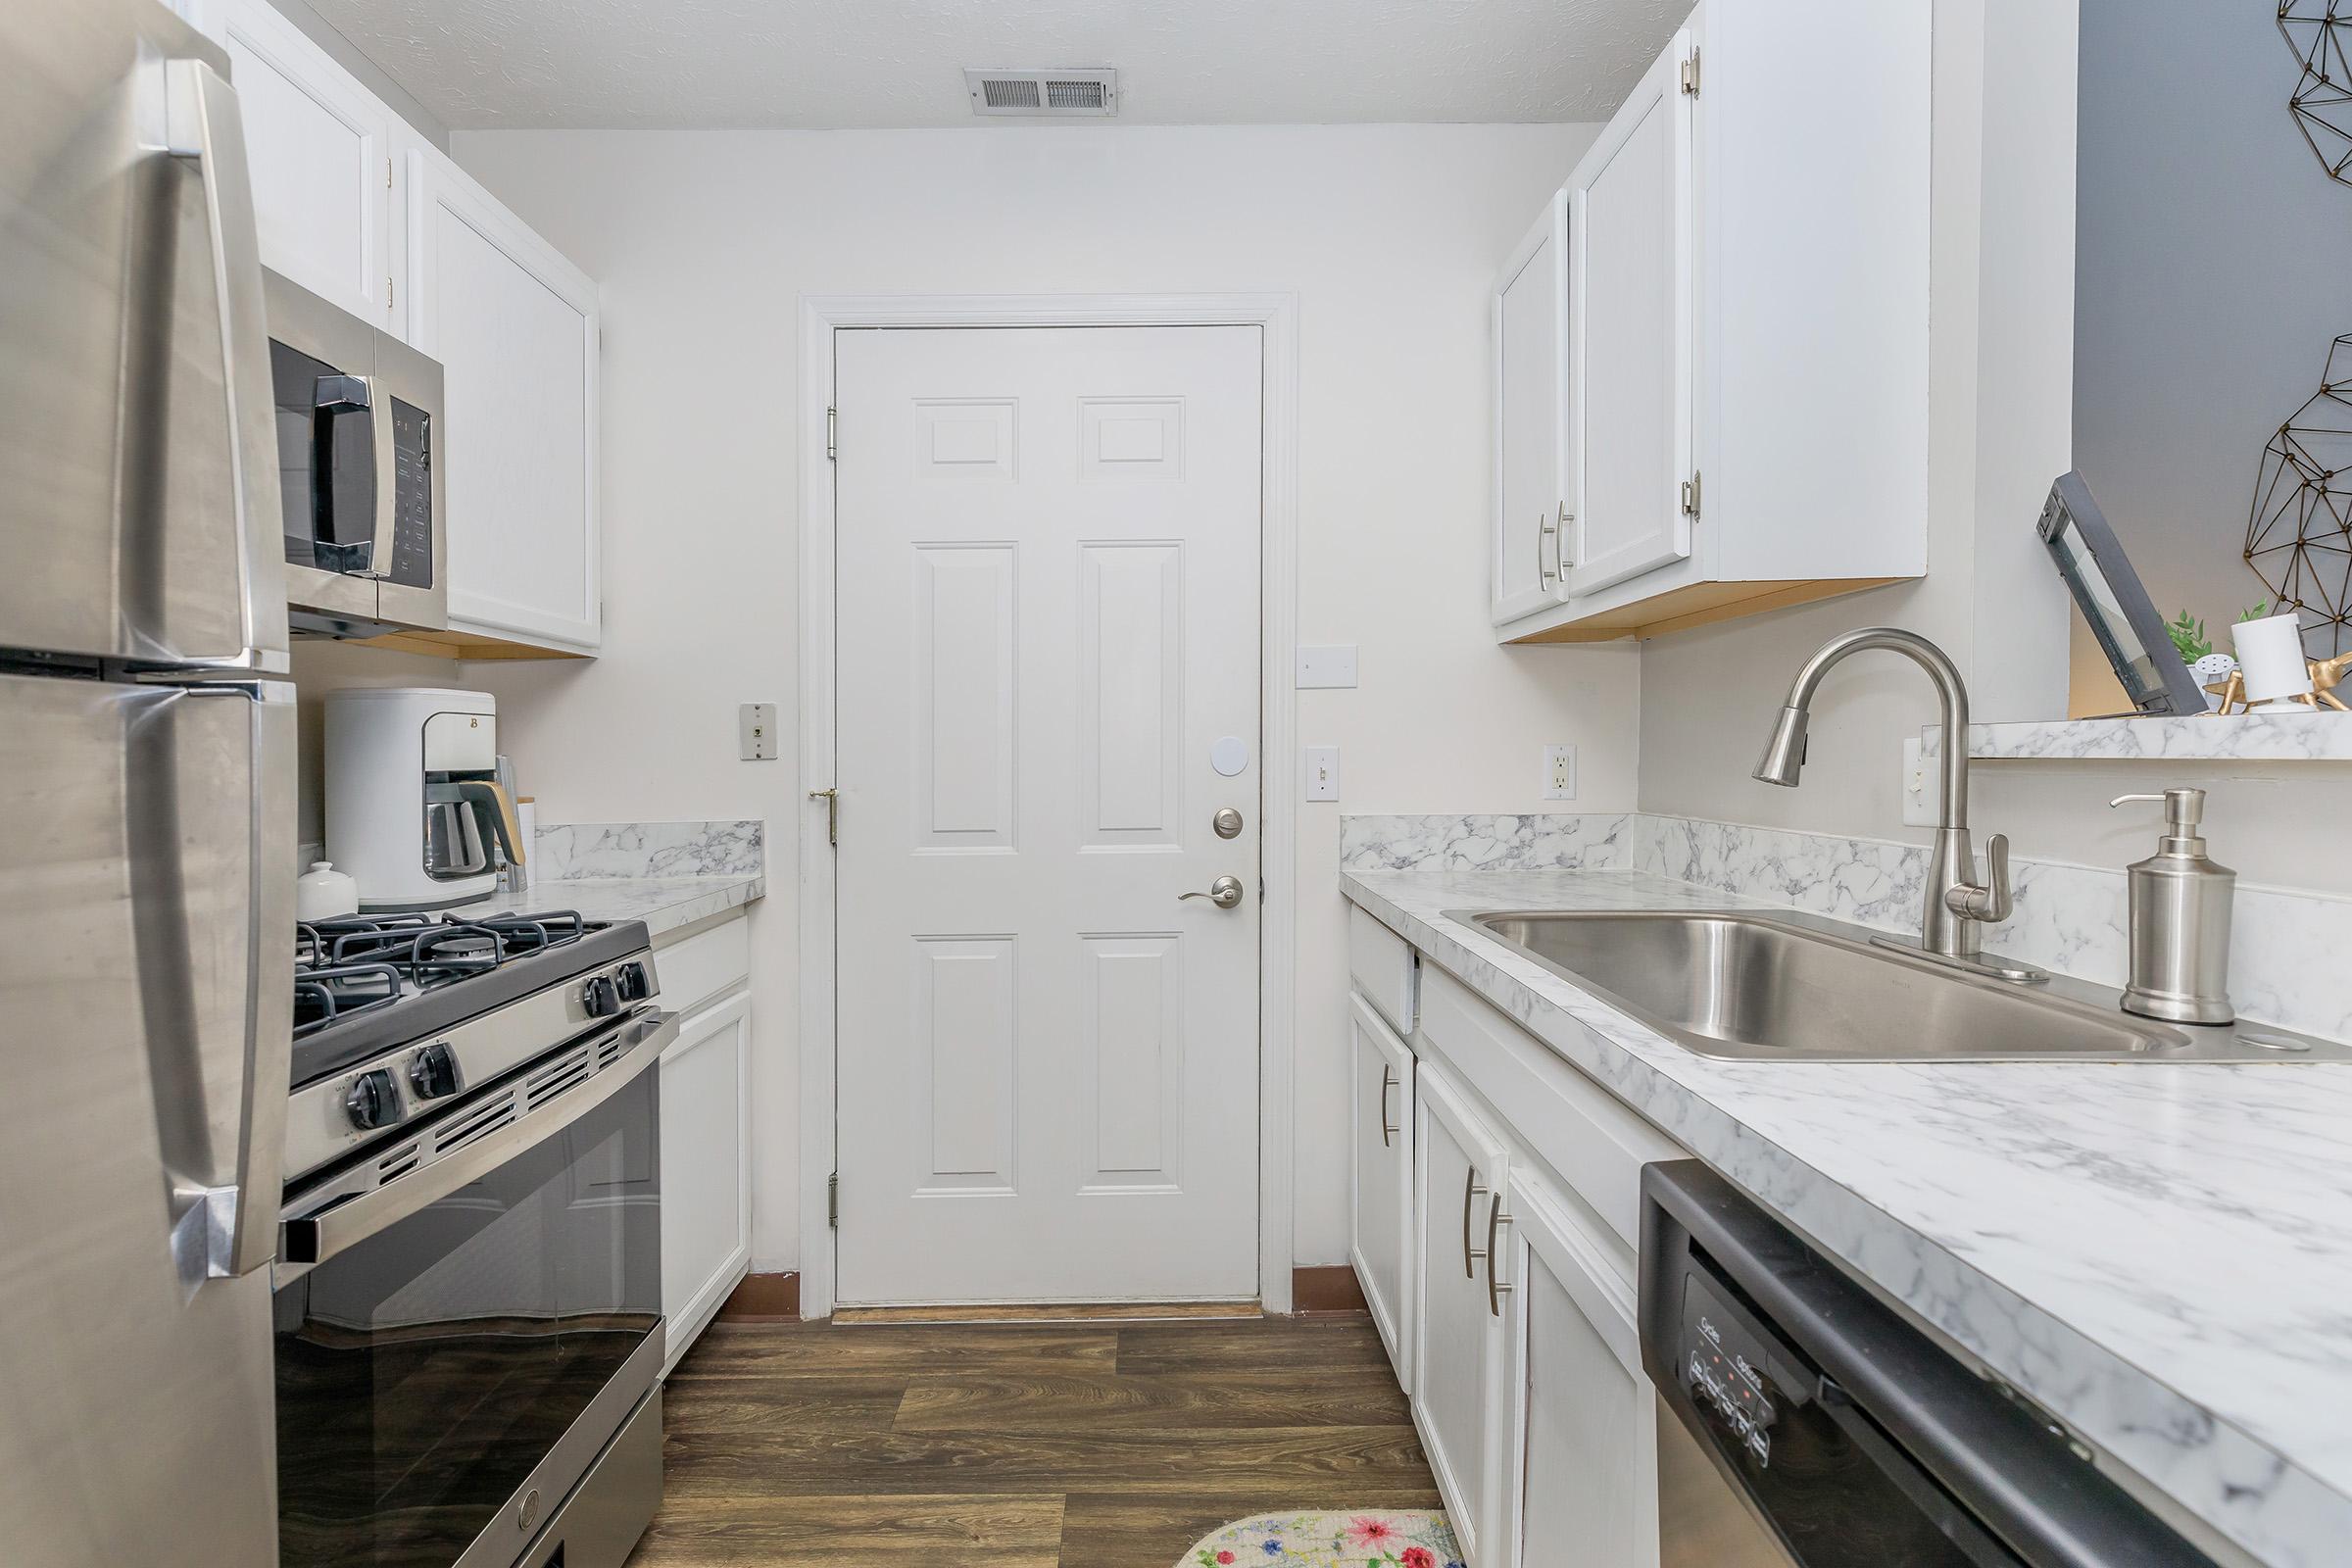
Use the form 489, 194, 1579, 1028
1494, 0, 1930, 645
1491, 195, 1572, 625
198, 0, 396, 331
1566, 30, 1695, 599
405, 149, 603, 651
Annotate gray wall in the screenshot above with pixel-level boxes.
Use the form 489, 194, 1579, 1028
2071, 0, 2352, 706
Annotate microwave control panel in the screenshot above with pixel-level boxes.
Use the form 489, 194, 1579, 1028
387, 397, 434, 589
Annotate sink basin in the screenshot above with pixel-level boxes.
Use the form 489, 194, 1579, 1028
1451, 908, 2348, 1062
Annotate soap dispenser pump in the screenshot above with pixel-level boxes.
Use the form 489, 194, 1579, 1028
2108, 788, 2234, 1024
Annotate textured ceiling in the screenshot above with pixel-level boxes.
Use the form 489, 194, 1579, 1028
304, 0, 1685, 129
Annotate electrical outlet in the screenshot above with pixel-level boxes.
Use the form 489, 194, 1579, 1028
739, 702, 778, 760
1303, 745, 1340, 802
1900, 736, 1934, 826
1543, 744, 1578, 802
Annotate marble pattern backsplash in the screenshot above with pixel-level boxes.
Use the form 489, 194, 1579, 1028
532, 820, 764, 880
1341, 811, 2352, 1043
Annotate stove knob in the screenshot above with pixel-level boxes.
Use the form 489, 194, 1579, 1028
408, 1042, 461, 1101
582, 974, 621, 1018
614, 961, 652, 1004
344, 1068, 404, 1131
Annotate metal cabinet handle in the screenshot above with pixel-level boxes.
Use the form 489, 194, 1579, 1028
1463, 1167, 1489, 1278
1179, 874, 1245, 909
1558, 502, 1575, 571
1487, 1195, 1513, 1317
1538, 510, 1557, 586
1379, 1064, 1398, 1148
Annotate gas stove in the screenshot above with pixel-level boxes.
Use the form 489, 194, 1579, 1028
283, 907, 661, 1186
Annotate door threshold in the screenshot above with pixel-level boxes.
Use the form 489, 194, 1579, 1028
831, 1299, 1262, 1325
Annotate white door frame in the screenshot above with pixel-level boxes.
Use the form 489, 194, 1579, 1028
796, 293, 1300, 1317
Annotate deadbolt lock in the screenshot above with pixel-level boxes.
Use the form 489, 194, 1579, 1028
1212, 807, 1245, 839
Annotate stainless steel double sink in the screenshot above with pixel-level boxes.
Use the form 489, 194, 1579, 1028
1450, 909, 2348, 1063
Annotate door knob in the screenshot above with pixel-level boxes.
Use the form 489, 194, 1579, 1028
1179, 874, 1246, 909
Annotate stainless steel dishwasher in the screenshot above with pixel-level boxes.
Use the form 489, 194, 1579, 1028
1639, 1162, 2221, 1568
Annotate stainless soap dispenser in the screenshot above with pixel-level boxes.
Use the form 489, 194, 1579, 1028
2108, 788, 2234, 1024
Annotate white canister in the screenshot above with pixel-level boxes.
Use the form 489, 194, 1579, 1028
2230, 612, 2315, 710
295, 860, 361, 922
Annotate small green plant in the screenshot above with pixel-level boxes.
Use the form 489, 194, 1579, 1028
2167, 611, 2212, 662
2239, 599, 2271, 622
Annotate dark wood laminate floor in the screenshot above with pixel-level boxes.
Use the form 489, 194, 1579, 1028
628, 1315, 1441, 1567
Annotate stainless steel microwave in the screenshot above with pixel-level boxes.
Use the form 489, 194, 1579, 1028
264, 270, 446, 635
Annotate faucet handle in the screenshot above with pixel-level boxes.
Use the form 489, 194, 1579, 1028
1946, 832, 2014, 924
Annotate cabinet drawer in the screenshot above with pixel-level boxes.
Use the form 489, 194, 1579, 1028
1416, 967, 1682, 1254
1348, 906, 1418, 1035
653, 913, 749, 1014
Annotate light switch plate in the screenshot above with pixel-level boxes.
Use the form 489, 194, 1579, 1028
1303, 745, 1340, 802
1296, 645, 1358, 689
739, 702, 779, 760
1900, 736, 1934, 825
1543, 744, 1578, 802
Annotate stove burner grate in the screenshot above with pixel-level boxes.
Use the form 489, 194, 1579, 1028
292, 909, 595, 1036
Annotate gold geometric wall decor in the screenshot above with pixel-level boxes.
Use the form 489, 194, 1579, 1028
2247, 332, 2352, 657
2281, 0, 2352, 184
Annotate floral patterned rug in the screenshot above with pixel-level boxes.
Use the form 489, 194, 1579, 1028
1178, 1510, 1461, 1568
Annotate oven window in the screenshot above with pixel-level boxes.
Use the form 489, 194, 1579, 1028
274, 1068, 659, 1568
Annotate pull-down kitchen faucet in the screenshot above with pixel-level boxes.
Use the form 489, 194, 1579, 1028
1753, 627, 2023, 968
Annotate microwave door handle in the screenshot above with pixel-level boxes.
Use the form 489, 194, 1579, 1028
367, 375, 398, 579
163, 58, 286, 667
310, 375, 370, 570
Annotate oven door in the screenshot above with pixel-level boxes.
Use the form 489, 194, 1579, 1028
274, 1010, 670, 1568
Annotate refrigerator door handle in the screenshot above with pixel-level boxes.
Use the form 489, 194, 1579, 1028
163, 57, 289, 673
163, 681, 297, 1282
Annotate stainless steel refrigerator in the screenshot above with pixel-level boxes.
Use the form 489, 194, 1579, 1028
2, 0, 293, 1560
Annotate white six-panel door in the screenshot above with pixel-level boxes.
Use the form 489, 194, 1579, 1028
833, 326, 1263, 1305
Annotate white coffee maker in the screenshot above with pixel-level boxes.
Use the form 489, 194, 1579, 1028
324, 687, 523, 909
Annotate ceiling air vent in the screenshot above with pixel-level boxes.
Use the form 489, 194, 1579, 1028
964, 68, 1117, 118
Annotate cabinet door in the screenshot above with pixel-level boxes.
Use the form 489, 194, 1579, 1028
660, 991, 752, 1371
1498, 1166, 1659, 1568
1566, 20, 1698, 597
1492, 194, 1571, 625
1349, 994, 1416, 1385
202, 0, 395, 329
406, 148, 603, 650
1413, 1059, 1511, 1565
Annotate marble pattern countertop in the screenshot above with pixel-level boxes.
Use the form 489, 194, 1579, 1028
464, 873, 762, 941
1344, 864, 2352, 1568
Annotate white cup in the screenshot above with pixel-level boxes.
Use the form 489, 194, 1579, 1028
2230, 612, 2315, 710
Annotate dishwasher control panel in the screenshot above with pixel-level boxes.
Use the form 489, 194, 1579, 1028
1677, 1275, 1783, 1468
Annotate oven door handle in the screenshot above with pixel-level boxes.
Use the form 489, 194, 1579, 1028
281, 1009, 675, 1272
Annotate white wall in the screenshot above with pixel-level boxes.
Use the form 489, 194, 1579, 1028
448, 122, 1635, 1276
1636, 0, 2352, 900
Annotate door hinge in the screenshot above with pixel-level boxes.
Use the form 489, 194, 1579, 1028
1680, 47, 1701, 97
385, 156, 393, 189
1681, 470, 1703, 520
386, 275, 395, 310
827, 1172, 839, 1229
826, 407, 838, 462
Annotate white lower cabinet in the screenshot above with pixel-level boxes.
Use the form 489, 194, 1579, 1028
659, 989, 751, 1373
1412, 1059, 1512, 1567
1348, 992, 1416, 1383
1496, 1166, 1659, 1568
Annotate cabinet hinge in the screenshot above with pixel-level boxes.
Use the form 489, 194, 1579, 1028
385, 275, 394, 310
1681, 470, 1703, 520
827, 1171, 840, 1228
1680, 47, 1701, 97
826, 407, 838, 462
386, 156, 394, 189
